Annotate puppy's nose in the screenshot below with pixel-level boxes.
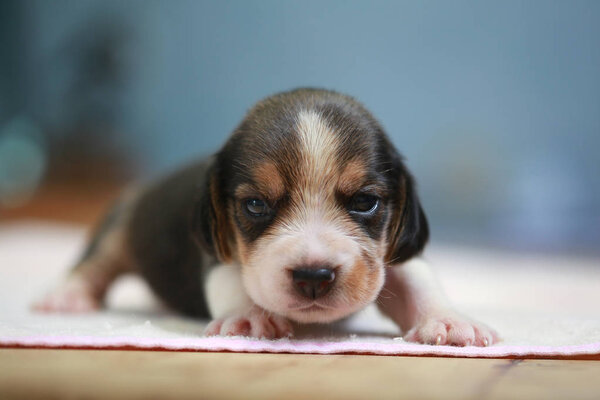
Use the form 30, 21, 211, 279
292, 267, 336, 299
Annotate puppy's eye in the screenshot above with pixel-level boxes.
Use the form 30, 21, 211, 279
245, 198, 270, 217
349, 194, 379, 214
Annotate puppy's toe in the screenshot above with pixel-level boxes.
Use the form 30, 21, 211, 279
404, 319, 447, 345
248, 315, 277, 339
32, 278, 100, 313
204, 319, 225, 336
473, 323, 500, 347
268, 315, 293, 338
445, 318, 476, 346
222, 317, 254, 337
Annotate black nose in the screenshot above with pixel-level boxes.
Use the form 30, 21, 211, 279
291, 268, 336, 299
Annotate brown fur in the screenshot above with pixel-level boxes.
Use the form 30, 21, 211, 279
337, 159, 368, 197
251, 162, 286, 203
209, 175, 235, 263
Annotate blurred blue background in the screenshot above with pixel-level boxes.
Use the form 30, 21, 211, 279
1, 0, 599, 254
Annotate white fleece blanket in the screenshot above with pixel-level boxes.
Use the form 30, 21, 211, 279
1, 221, 599, 358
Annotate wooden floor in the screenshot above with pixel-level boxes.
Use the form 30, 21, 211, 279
1, 181, 123, 225
0, 349, 599, 400
3, 181, 600, 399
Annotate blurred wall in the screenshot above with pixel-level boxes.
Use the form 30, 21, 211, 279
1, 0, 599, 253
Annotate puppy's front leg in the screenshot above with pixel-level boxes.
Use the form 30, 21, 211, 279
377, 258, 498, 346
203, 264, 293, 339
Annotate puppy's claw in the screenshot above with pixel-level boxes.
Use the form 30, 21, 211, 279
435, 335, 442, 345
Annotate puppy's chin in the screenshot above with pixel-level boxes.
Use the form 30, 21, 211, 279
282, 303, 365, 324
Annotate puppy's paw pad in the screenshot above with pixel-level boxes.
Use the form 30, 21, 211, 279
404, 312, 498, 347
204, 310, 293, 339
32, 278, 100, 313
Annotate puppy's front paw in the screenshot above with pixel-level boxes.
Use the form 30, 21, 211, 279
404, 310, 499, 347
204, 307, 293, 339
32, 276, 101, 313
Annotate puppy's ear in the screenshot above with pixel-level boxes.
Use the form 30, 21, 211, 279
192, 163, 234, 263
385, 156, 429, 265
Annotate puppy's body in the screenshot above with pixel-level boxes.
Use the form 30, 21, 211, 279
36, 88, 498, 346
128, 161, 214, 317
33, 161, 215, 316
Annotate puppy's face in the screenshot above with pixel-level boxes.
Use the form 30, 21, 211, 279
197, 89, 428, 323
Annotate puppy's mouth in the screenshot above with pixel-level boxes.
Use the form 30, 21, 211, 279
282, 298, 355, 323
288, 302, 336, 312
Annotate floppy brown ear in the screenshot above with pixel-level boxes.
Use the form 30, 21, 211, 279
385, 159, 430, 265
192, 163, 235, 263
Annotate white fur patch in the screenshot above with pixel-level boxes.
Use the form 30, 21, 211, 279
205, 264, 252, 318
295, 110, 339, 183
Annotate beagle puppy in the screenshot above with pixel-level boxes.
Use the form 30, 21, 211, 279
35, 88, 498, 346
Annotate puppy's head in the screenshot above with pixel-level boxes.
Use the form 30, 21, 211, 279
196, 88, 428, 323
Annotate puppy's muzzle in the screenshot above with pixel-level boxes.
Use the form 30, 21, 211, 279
291, 267, 336, 299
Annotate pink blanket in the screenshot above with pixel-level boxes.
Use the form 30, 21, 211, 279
2, 222, 599, 359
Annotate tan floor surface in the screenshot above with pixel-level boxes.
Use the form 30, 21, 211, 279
1, 349, 599, 400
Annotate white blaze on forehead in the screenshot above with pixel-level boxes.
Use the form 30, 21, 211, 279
295, 110, 339, 183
